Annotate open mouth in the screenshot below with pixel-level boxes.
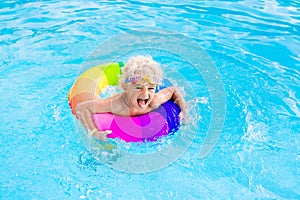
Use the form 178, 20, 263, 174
137, 98, 149, 108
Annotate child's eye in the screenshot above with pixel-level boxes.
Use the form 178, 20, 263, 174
149, 87, 155, 90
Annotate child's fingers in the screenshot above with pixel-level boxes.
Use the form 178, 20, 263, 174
94, 131, 107, 141
93, 130, 112, 141
179, 112, 184, 121
103, 130, 112, 135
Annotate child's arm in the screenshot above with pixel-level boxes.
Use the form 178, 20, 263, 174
153, 86, 186, 113
76, 99, 112, 141
169, 86, 186, 112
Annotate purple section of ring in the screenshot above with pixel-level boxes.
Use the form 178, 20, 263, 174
159, 100, 181, 134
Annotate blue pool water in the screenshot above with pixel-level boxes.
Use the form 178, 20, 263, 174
1, 0, 299, 199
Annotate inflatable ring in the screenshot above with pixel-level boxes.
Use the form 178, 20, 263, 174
68, 62, 181, 142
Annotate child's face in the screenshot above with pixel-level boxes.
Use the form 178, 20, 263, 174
125, 82, 156, 111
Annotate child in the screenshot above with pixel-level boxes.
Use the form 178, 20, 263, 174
76, 55, 186, 141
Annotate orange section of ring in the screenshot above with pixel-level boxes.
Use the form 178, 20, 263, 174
69, 93, 97, 116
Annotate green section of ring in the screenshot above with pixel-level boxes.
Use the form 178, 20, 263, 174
99, 62, 124, 86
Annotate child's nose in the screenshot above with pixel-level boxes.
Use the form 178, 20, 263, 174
140, 87, 148, 95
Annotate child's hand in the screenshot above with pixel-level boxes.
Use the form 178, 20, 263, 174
89, 129, 112, 141
179, 111, 185, 121
179, 102, 189, 124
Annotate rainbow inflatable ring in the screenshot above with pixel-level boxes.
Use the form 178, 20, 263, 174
68, 62, 181, 142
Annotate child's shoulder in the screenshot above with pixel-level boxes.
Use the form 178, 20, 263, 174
157, 86, 175, 98
109, 93, 129, 115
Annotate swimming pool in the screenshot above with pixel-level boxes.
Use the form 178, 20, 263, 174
1, 0, 299, 199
